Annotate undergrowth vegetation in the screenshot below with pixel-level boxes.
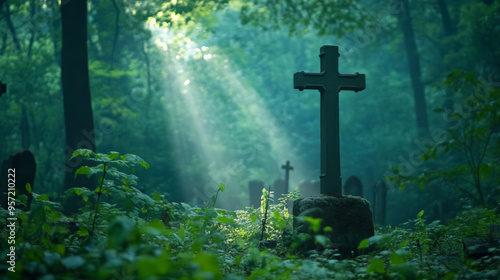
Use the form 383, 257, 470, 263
1, 150, 499, 279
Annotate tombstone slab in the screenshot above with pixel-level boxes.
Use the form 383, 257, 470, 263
298, 180, 320, 198
1, 150, 36, 211
249, 180, 265, 208
293, 194, 374, 257
343, 175, 363, 197
273, 179, 286, 203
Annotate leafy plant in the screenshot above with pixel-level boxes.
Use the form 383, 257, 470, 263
389, 70, 500, 207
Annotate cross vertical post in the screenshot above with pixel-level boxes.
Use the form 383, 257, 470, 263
281, 160, 294, 194
293, 45, 365, 195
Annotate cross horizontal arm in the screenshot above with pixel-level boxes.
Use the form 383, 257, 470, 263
338, 73, 366, 92
294, 71, 326, 91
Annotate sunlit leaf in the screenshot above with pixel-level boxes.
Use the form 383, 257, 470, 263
367, 258, 385, 273
74, 166, 91, 178
358, 238, 369, 249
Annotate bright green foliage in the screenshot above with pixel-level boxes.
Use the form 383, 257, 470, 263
1, 157, 500, 279
238, 0, 371, 37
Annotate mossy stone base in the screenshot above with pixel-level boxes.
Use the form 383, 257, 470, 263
293, 194, 374, 257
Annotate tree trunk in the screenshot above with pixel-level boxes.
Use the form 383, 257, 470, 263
436, 0, 454, 36
436, 0, 458, 118
397, 0, 428, 134
49, 0, 61, 66
60, 0, 96, 191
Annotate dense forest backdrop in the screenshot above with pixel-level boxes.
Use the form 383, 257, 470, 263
1, 0, 499, 225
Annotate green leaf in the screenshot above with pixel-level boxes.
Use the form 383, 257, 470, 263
390, 252, 405, 264
61, 256, 85, 269
219, 183, 225, 191
77, 228, 89, 237
417, 210, 424, 219
358, 238, 369, 249
73, 188, 83, 196
106, 151, 120, 160
178, 225, 186, 240
139, 161, 150, 169
390, 264, 417, 280
305, 216, 322, 233
251, 215, 258, 223
70, 149, 93, 160
314, 235, 328, 246
53, 244, 65, 255
74, 166, 91, 179
25, 183, 32, 194
273, 210, 280, 219
216, 215, 234, 224
367, 258, 385, 274
137, 256, 157, 278
205, 209, 218, 219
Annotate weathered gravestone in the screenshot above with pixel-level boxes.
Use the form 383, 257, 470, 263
343, 175, 363, 197
292, 46, 374, 257
273, 179, 286, 203
0, 150, 36, 211
249, 180, 265, 208
372, 179, 387, 225
298, 180, 320, 198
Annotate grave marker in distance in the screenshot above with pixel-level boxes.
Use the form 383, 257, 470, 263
343, 175, 363, 197
0, 150, 36, 211
249, 180, 265, 208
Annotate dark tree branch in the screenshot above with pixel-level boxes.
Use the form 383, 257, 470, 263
27, 0, 36, 59
141, 42, 152, 119
0, 30, 6, 55
49, 0, 61, 66
4, 0, 21, 51
110, 0, 120, 68
436, 0, 454, 37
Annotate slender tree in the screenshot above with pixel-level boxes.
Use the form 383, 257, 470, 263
60, 0, 96, 192
396, 0, 428, 134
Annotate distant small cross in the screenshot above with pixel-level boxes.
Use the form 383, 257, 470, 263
294, 45, 365, 195
281, 160, 294, 194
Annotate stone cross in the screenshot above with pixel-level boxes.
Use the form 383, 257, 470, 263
294, 45, 365, 195
0, 81, 6, 97
281, 160, 293, 194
